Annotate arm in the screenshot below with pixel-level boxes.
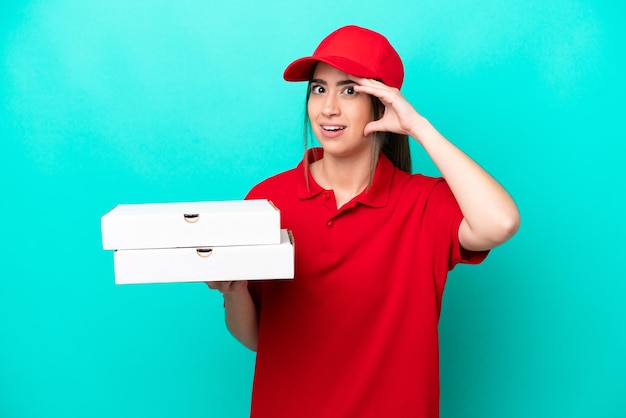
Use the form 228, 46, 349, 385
408, 117, 520, 251
206, 281, 259, 351
355, 79, 520, 251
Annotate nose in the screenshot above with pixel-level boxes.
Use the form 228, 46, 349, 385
322, 93, 340, 117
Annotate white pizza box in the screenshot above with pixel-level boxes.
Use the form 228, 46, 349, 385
112, 229, 294, 284
101, 199, 280, 250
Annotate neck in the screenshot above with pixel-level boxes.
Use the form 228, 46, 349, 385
311, 152, 373, 207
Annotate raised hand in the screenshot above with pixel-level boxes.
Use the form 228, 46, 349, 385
353, 77, 423, 138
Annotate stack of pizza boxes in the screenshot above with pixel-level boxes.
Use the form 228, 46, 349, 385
101, 200, 294, 284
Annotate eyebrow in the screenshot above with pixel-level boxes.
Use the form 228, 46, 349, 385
311, 79, 358, 86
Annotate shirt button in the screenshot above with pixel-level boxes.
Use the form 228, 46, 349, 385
327, 220, 334, 228
323, 192, 330, 200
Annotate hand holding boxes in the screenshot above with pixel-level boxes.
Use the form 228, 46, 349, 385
101, 199, 294, 284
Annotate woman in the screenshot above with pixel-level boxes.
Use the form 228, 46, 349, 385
208, 25, 520, 418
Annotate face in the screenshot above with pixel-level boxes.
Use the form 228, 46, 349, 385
307, 62, 375, 159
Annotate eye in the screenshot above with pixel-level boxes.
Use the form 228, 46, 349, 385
310, 85, 325, 94
343, 86, 357, 95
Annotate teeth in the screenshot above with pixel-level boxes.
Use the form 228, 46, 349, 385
323, 126, 344, 131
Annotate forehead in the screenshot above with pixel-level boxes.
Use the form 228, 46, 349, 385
312, 62, 356, 81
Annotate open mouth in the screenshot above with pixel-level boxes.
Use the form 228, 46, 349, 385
321, 125, 346, 132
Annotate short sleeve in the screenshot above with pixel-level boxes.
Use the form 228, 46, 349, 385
426, 179, 489, 270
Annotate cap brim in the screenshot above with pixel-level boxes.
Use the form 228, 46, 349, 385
283, 55, 379, 82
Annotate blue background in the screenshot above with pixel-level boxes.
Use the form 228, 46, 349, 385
1, 0, 625, 417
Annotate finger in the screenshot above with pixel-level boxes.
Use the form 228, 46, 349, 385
352, 76, 386, 87
224, 281, 238, 292
207, 281, 231, 292
234, 280, 248, 292
222, 280, 247, 294
353, 83, 386, 99
364, 120, 385, 137
355, 82, 405, 109
354, 78, 394, 95
226, 280, 247, 293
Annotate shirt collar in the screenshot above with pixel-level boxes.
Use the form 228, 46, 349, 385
296, 148, 395, 208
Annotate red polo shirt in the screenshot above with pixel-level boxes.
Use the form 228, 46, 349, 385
245, 148, 487, 418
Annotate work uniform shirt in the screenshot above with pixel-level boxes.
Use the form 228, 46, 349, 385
246, 148, 488, 418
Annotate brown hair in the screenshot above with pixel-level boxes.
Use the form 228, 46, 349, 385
369, 96, 412, 175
